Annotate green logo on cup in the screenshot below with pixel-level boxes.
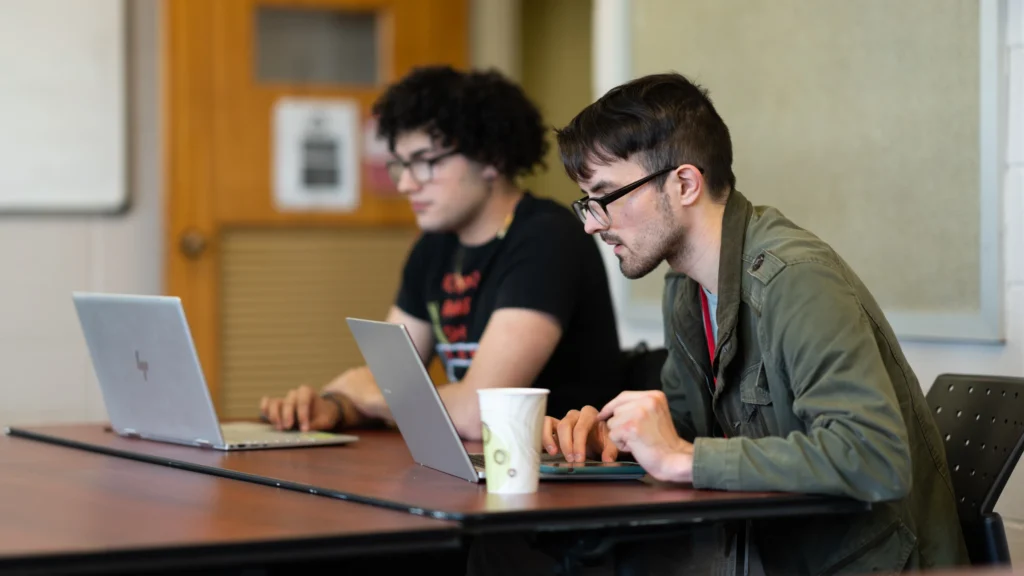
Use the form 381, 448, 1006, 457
481, 420, 511, 490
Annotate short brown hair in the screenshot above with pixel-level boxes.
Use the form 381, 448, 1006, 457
556, 73, 735, 199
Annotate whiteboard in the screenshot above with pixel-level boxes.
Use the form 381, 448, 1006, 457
0, 0, 126, 213
613, 0, 1003, 343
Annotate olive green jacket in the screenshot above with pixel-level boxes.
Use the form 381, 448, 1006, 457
663, 190, 970, 574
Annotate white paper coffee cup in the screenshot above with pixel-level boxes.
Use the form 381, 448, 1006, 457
477, 388, 549, 494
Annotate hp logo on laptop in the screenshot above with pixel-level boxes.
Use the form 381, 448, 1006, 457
135, 350, 149, 382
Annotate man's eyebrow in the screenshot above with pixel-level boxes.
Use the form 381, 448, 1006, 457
393, 147, 434, 162
586, 180, 615, 196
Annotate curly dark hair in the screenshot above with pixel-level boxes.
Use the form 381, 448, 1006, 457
371, 65, 548, 181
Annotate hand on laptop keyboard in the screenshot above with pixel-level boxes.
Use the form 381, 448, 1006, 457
469, 453, 590, 468
259, 385, 343, 432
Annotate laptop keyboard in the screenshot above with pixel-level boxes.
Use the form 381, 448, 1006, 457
469, 453, 569, 468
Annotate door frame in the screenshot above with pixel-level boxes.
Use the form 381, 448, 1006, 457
164, 0, 220, 406
164, 0, 468, 412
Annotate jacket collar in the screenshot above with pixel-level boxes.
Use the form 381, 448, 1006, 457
673, 189, 753, 386
713, 189, 753, 374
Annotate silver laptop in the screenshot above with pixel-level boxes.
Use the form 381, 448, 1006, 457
72, 292, 358, 451
346, 317, 645, 482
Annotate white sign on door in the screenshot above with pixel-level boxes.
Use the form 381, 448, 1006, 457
272, 97, 360, 212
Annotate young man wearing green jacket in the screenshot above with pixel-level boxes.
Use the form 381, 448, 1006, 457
538, 73, 970, 574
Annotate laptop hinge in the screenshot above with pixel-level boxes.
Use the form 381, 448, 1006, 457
122, 428, 141, 438
194, 438, 214, 449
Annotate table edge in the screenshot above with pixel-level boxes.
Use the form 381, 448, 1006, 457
5, 426, 872, 530
0, 527, 460, 574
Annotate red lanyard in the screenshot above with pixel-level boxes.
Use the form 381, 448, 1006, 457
700, 288, 728, 438
699, 288, 716, 371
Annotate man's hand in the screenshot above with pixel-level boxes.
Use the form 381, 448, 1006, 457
598, 390, 694, 482
260, 367, 392, 432
541, 406, 619, 463
260, 385, 341, 432
328, 366, 391, 423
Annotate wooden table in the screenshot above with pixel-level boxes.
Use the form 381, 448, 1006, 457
6, 424, 870, 534
0, 433, 459, 575
8, 424, 873, 575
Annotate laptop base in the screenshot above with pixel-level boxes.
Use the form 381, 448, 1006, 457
219, 422, 358, 451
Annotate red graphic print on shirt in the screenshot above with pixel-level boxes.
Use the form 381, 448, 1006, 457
434, 268, 482, 381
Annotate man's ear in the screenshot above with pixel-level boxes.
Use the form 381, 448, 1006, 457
675, 165, 703, 208
481, 165, 499, 182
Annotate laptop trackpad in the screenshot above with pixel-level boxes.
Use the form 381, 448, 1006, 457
221, 422, 329, 443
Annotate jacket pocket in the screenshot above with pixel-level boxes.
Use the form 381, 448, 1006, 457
825, 519, 917, 575
739, 362, 773, 438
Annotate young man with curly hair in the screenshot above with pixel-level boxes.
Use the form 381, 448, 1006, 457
260, 66, 623, 441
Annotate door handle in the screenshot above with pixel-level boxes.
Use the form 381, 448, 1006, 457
179, 229, 208, 259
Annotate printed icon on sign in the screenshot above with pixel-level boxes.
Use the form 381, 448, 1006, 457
272, 96, 360, 212
302, 115, 340, 189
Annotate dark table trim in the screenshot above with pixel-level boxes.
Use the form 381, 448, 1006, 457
6, 427, 871, 533
0, 529, 460, 576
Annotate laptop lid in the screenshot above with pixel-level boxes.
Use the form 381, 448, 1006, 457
72, 292, 226, 448
345, 317, 480, 483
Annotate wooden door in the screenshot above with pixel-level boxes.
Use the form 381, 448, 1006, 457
165, 0, 466, 417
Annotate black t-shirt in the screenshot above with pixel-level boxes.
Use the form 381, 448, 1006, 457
395, 192, 622, 418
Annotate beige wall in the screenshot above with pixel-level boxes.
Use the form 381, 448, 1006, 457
0, 0, 162, 426
629, 0, 981, 316
471, 0, 522, 80
519, 0, 593, 206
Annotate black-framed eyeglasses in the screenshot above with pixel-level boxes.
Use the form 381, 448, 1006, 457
386, 149, 459, 185
572, 166, 703, 227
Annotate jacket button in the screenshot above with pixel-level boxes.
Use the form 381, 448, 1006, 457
751, 253, 765, 271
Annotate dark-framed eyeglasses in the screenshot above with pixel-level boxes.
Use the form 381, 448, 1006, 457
572, 166, 703, 227
386, 149, 459, 185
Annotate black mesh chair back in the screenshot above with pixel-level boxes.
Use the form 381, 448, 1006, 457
926, 373, 1024, 565
620, 342, 667, 392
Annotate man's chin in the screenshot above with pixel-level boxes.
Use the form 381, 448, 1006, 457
414, 215, 446, 233
618, 262, 640, 280
618, 258, 659, 280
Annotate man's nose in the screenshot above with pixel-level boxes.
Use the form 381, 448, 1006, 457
583, 211, 608, 235
396, 168, 420, 194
